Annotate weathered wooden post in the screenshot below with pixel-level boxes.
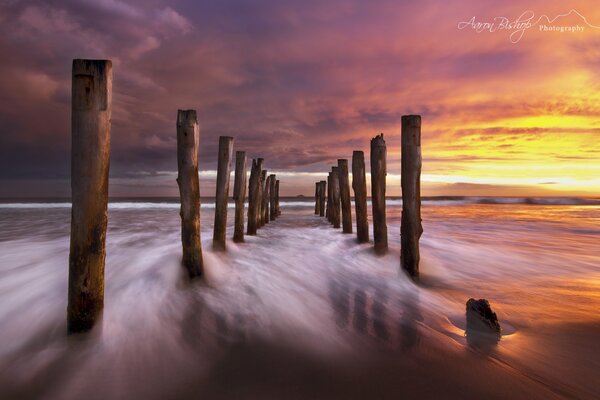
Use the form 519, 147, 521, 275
276, 179, 281, 216
401, 115, 423, 278
175, 109, 204, 280
213, 136, 234, 251
270, 174, 277, 220
259, 170, 267, 227
233, 151, 247, 243
331, 166, 341, 229
326, 173, 332, 222
247, 158, 263, 235
352, 151, 369, 243
315, 182, 320, 215
337, 159, 353, 233
371, 134, 388, 254
68, 59, 112, 333
319, 180, 326, 217
264, 175, 271, 224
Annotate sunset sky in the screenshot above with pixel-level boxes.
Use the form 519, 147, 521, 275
0, 0, 599, 197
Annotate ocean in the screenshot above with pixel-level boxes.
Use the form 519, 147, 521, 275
0, 197, 599, 399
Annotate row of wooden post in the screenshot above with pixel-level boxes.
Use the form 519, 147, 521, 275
68, 59, 282, 333
314, 117, 423, 279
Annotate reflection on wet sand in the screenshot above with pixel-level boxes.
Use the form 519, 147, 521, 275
328, 274, 422, 350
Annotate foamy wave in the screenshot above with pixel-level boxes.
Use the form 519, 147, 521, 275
0, 203, 72, 209
0, 196, 597, 209
472, 197, 600, 206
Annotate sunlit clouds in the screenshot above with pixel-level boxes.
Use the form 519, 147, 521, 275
0, 0, 598, 196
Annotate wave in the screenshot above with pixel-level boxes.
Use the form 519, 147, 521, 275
471, 197, 600, 206
0, 197, 597, 209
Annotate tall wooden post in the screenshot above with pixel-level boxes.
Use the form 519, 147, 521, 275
401, 115, 423, 278
213, 136, 234, 251
175, 109, 204, 280
331, 166, 341, 229
352, 151, 369, 243
315, 182, 320, 215
337, 159, 353, 233
371, 134, 388, 254
264, 175, 271, 224
319, 180, 326, 217
269, 174, 277, 220
259, 170, 267, 227
247, 158, 263, 235
233, 151, 247, 243
68, 59, 112, 333
326, 173, 332, 222
276, 179, 281, 216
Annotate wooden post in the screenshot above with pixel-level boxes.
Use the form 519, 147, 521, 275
315, 182, 320, 215
259, 170, 267, 227
276, 179, 281, 216
331, 166, 341, 229
247, 158, 263, 235
319, 181, 327, 217
371, 133, 388, 254
176, 109, 204, 280
264, 175, 271, 224
326, 173, 332, 222
337, 159, 353, 233
68, 59, 112, 333
270, 174, 277, 220
352, 151, 369, 243
401, 115, 423, 278
213, 136, 234, 251
233, 151, 247, 243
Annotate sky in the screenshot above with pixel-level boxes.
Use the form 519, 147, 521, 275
0, 0, 599, 197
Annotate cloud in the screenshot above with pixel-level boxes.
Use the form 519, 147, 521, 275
0, 0, 599, 196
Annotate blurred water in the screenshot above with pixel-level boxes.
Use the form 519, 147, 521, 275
0, 199, 598, 399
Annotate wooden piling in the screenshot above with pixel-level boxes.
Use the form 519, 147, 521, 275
259, 170, 267, 227
270, 174, 277, 220
370, 134, 388, 253
175, 109, 204, 280
401, 115, 423, 278
326, 173, 332, 222
315, 182, 320, 215
247, 158, 263, 235
233, 151, 247, 243
213, 136, 234, 251
331, 166, 341, 229
352, 151, 369, 243
264, 175, 271, 224
319, 180, 326, 217
68, 59, 112, 333
276, 180, 281, 216
337, 159, 353, 233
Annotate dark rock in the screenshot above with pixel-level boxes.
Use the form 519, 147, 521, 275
466, 298, 501, 336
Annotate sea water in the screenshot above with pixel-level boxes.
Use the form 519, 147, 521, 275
0, 198, 598, 399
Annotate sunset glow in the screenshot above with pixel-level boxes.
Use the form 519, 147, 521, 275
0, 1, 598, 197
